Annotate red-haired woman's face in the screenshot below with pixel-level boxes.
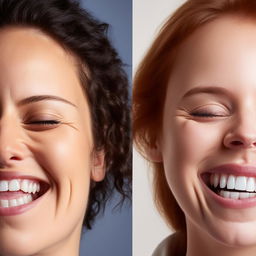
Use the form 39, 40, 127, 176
0, 27, 105, 255
157, 16, 256, 248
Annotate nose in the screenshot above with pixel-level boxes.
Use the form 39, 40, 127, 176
223, 115, 256, 149
0, 117, 28, 167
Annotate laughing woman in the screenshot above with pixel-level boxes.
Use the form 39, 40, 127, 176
133, 0, 256, 255
0, 0, 131, 255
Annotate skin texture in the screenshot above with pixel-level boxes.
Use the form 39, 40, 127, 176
0, 27, 105, 256
151, 16, 256, 256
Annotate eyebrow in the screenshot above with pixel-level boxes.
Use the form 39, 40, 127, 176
182, 86, 231, 99
17, 95, 77, 108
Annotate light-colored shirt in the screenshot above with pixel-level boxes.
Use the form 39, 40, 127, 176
152, 232, 186, 256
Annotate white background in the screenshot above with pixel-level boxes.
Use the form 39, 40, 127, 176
133, 1, 187, 256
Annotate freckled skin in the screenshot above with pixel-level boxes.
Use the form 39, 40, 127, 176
0, 27, 104, 256
158, 16, 256, 256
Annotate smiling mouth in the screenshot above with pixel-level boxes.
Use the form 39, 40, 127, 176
0, 179, 50, 208
203, 173, 256, 200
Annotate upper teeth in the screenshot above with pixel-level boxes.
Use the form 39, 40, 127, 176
0, 179, 40, 194
210, 173, 256, 192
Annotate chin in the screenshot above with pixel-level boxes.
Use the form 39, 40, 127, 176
208, 221, 256, 248
0, 231, 43, 256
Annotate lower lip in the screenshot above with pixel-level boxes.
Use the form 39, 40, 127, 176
0, 192, 47, 216
200, 176, 256, 209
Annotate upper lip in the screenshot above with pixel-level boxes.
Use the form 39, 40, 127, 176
201, 164, 256, 177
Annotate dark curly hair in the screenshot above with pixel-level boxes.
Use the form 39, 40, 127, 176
0, 0, 131, 229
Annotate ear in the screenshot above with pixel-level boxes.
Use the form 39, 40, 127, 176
91, 151, 105, 182
144, 142, 163, 163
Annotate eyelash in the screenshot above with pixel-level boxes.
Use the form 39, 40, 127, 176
190, 111, 224, 118
26, 120, 60, 125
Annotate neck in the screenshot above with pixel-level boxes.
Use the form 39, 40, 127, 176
186, 221, 256, 256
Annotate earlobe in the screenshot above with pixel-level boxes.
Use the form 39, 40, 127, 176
91, 151, 105, 182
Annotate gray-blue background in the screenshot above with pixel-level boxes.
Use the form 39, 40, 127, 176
78, 1, 132, 256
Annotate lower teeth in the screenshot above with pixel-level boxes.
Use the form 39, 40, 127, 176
0, 194, 34, 208
218, 190, 256, 199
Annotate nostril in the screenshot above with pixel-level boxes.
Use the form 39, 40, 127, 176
10, 156, 21, 161
230, 141, 243, 146
224, 133, 256, 148
231, 140, 243, 146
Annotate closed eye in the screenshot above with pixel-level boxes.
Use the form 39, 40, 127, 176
22, 118, 77, 131
23, 120, 61, 131
190, 111, 226, 118
27, 120, 60, 125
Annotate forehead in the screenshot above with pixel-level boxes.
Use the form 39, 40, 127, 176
168, 16, 256, 97
0, 27, 85, 103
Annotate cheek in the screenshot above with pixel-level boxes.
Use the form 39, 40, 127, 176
29, 125, 93, 202
162, 119, 222, 171
161, 119, 224, 205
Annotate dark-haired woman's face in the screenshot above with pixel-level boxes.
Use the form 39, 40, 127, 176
158, 16, 256, 248
0, 27, 104, 255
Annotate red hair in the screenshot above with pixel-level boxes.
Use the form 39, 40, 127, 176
133, 0, 256, 232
